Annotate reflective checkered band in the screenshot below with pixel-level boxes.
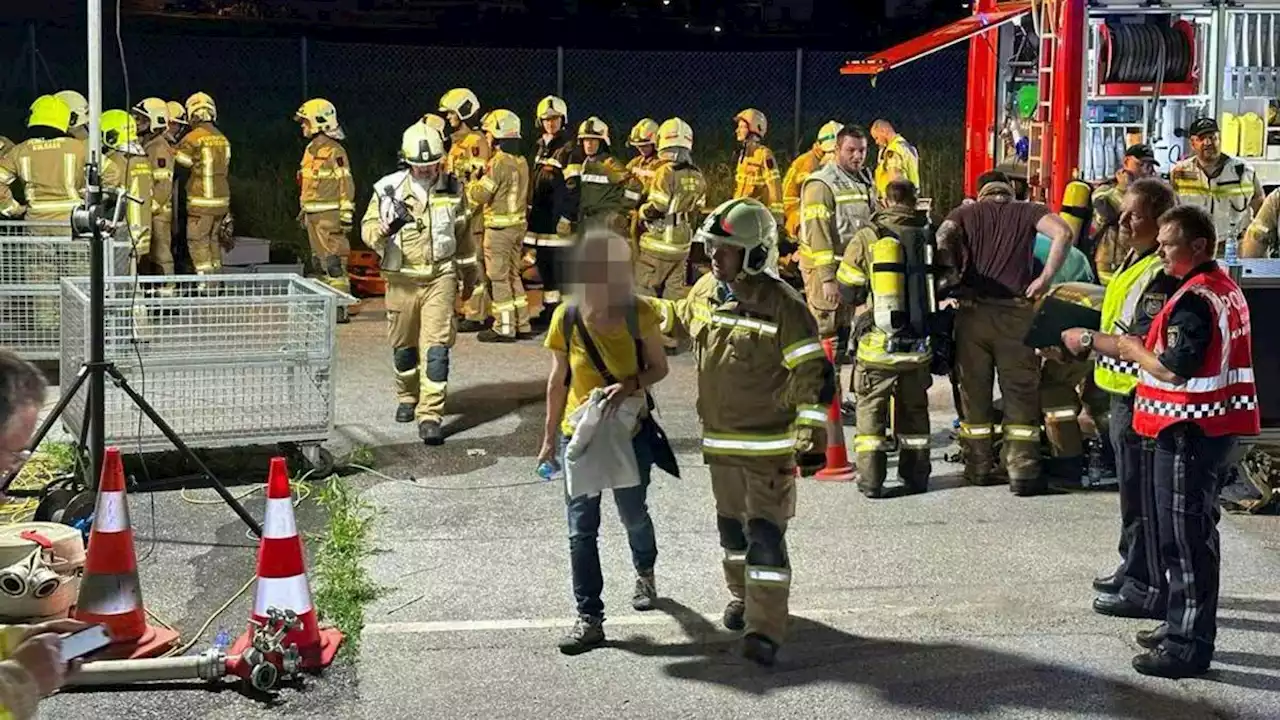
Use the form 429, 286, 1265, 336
1134, 394, 1257, 419
1097, 353, 1138, 377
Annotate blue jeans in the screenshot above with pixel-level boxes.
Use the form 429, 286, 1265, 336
562, 430, 657, 620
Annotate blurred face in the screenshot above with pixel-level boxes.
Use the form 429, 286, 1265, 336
1191, 132, 1221, 163
709, 240, 744, 281
409, 164, 440, 183
1123, 155, 1156, 179
836, 135, 867, 173
583, 138, 601, 156
1157, 221, 1209, 278
735, 120, 750, 143
1120, 192, 1159, 249
542, 116, 563, 135
0, 403, 36, 476
577, 237, 634, 318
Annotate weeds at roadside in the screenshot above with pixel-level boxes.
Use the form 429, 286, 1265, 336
311, 475, 382, 660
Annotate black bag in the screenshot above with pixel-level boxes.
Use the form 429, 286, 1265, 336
562, 303, 681, 479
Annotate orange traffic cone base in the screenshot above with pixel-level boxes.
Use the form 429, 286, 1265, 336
228, 625, 344, 671
815, 462, 856, 483
91, 624, 180, 660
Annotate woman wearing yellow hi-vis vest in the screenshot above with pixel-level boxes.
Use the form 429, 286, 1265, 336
1080, 179, 1182, 619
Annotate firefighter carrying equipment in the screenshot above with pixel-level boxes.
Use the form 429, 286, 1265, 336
483, 109, 521, 140
27, 95, 71, 133
1059, 179, 1092, 245
578, 117, 611, 145
0, 523, 85, 623
439, 88, 480, 121
735, 108, 768, 139
185, 92, 218, 123
628, 118, 659, 147
537, 95, 568, 121
131, 97, 169, 133
296, 98, 345, 141
401, 122, 446, 167
54, 90, 88, 134
696, 198, 779, 278
1170, 155, 1257, 256
657, 118, 694, 152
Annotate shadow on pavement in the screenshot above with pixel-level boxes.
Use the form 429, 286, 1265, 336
610, 599, 1227, 718
1218, 597, 1280, 615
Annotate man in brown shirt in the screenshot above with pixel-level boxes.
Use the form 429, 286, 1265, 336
937, 171, 1073, 495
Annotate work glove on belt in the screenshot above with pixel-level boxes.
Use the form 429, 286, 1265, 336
794, 425, 827, 478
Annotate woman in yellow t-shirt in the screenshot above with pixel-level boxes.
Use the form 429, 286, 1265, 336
537, 231, 670, 656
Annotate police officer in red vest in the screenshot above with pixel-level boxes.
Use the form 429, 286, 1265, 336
1063, 205, 1259, 679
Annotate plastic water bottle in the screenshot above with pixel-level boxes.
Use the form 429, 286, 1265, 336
1224, 233, 1240, 267
536, 461, 561, 482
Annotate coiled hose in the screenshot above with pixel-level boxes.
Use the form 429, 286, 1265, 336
1101, 22, 1193, 85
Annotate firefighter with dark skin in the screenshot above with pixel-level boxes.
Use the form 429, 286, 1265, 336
625, 118, 662, 253
782, 124, 837, 240
732, 109, 784, 224
174, 92, 232, 276
1072, 179, 1181, 622
561, 117, 643, 242
1091, 144, 1158, 283
471, 110, 533, 344
835, 180, 935, 498
658, 198, 834, 667
1064, 205, 1260, 679
439, 89, 493, 331
362, 123, 476, 445
101, 109, 154, 275
633, 118, 707, 352
936, 172, 1073, 495
295, 98, 358, 322
527, 96, 575, 315
1170, 117, 1264, 258
131, 98, 177, 280
798, 123, 876, 351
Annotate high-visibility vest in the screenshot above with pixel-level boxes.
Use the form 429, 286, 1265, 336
1093, 251, 1164, 395
1169, 156, 1256, 254
1133, 265, 1260, 438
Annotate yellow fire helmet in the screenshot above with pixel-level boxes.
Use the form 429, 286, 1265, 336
816, 120, 844, 154
439, 88, 480, 122
185, 92, 217, 123
628, 118, 659, 147
657, 117, 694, 152
577, 116, 610, 145
28, 95, 72, 133
167, 101, 188, 126
296, 98, 344, 139
536, 95, 568, 121
55, 90, 89, 130
734, 108, 768, 138
483, 109, 521, 140
101, 109, 145, 156
400, 122, 446, 167
131, 97, 170, 133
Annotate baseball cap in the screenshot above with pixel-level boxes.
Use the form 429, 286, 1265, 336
1188, 117, 1220, 137
1125, 143, 1159, 166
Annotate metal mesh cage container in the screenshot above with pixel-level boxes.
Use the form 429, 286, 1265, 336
0, 220, 131, 360
59, 274, 343, 457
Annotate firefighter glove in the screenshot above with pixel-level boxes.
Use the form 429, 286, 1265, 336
556, 217, 573, 237
794, 424, 825, 456
796, 451, 826, 478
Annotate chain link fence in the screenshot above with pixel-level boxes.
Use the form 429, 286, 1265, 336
0, 23, 967, 259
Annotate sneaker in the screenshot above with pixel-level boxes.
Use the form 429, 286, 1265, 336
395, 403, 416, 424
632, 574, 657, 612
741, 632, 779, 667
558, 615, 605, 655
419, 420, 444, 446
723, 599, 745, 631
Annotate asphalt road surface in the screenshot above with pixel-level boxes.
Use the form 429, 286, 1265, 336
40, 301, 1280, 719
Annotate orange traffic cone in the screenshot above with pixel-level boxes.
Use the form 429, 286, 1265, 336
230, 457, 342, 670
73, 448, 179, 659
815, 338, 856, 482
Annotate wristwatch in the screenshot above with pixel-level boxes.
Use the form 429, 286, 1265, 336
1079, 330, 1094, 349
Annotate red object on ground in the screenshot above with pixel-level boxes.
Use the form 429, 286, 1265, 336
815, 338, 856, 483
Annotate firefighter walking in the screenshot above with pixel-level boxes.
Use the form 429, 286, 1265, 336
101, 109, 154, 275
296, 98, 357, 321
174, 92, 231, 276
362, 122, 475, 445
835, 180, 935, 498
132, 98, 176, 279
660, 198, 834, 666
439, 89, 492, 330
470, 110, 532, 343
732, 109, 784, 223
527, 95, 574, 315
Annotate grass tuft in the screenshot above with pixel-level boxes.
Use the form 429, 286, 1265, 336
311, 475, 381, 660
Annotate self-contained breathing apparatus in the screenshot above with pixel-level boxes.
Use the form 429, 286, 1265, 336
860, 215, 948, 372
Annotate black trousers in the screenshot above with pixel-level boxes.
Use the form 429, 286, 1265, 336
1112, 395, 1164, 609
1151, 423, 1237, 664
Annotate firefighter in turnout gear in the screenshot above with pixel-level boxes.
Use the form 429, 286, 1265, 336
659, 198, 835, 667
563, 117, 642, 240
732, 109, 783, 223
528, 95, 574, 312
836, 180, 935, 498
55, 90, 89, 141
174, 92, 231, 275
782, 123, 838, 240
295, 98, 357, 321
101, 109, 154, 274
1092, 144, 1159, 283
1170, 118, 1264, 258
165, 101, 188, 143
798, 123, 876, 345
1243, 185, 1280, 257
471, 109, 532, 343
132, 98, 176, 278
870, 119, 920, 196
626, 118, 662, 251
363, 122, 476, 445
634, 118, 707, 322
439, 89, 493, 330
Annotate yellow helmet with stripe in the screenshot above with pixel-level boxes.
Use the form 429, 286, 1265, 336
439, 88, 480, 121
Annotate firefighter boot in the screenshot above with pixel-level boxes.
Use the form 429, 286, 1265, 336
742, 633, 779, 667
419, 419, 444, 446
395, 404, 416, 423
